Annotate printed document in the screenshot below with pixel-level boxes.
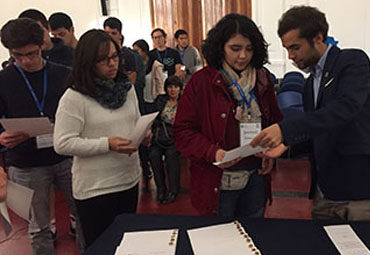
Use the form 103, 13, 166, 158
0, 117, 53, 137
115, 228, 178, 255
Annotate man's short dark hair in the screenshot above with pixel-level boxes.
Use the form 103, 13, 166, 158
1, 18, 44, 49
103, 17, 122, 33
278, 6, 328, 43
151, 28, 167, 38
49, 12, 73, 30
19, 9, 49, 30
174, 29, 188, 39
202, 13, 268, 70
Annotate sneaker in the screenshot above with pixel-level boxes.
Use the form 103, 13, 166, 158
50, 219, 57, 241
69, 214, 76, 237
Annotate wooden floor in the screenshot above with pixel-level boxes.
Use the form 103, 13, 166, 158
0, 158, 313, 255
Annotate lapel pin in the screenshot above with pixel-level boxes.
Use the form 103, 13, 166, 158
324, 72, 329, 78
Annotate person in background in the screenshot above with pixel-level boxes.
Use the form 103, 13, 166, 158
173, 14, 282, 216
0, 18, 82, 254
149, 28, 185, 80
0, 167, 7, 202
250, 6, 370, 221
53, 29, 149, 247
149, 75, 182, 204
19, 9, 74, 67
174, 29, 203, 85
103, 17, 137, 84
49, 12, 78, 49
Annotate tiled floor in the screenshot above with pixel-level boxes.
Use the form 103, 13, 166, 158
0, 158, 312, 254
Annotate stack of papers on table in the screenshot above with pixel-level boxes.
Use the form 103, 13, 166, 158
187, 221, 262, 255
115, 228, 178, 255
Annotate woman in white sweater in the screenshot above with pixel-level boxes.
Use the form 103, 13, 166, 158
53, 29, 141, 248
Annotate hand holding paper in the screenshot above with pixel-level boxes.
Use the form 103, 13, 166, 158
214, 144, 266, 166
0, 131, 30, 148
108, 137, 137, 155
128, 112, 158, 148
0, 117, 53, 137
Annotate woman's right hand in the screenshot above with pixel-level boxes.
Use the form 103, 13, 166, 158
215, 149, 241, 169
108, 137, 137, 155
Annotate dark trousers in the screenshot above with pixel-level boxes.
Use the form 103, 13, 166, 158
149, 143, 181, 194
139, 145, 151, 178
74, 184, 138, 248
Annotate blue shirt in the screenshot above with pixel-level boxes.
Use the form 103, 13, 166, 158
312, 44, 332, 107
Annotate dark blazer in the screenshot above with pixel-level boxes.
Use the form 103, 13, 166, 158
279, 46, 370, 201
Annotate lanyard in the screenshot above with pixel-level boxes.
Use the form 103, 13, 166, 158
15, 63, 47, 117
155, 48, 168, 64
221, 67, 255, 117
176, 48, 184, 64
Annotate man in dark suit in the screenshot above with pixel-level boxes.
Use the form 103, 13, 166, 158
250, 6, 370, 220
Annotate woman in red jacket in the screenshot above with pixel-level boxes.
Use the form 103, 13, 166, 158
173, 14, 282, 216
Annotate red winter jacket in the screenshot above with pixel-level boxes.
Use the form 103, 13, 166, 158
173, 66, 282, 215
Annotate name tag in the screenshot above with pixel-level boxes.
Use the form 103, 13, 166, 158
36, 133, 54, 149
240, 122, 261, 146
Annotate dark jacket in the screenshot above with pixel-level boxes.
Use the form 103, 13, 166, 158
151, 94, 175, 146
173, 66, 282, 214
0, 61, 70, 167
42, 38, 74, 67
279, 46, 370, 200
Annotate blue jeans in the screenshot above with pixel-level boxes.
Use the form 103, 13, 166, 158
218, 171, 266, 217
8, 159, 83, 255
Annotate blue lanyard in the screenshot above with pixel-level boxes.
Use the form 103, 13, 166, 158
176, 48, 184, 64
15, 63, 47, 117
221, 67, 255, 117
155, 48, 168, 64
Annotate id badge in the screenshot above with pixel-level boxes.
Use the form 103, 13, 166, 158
36, 133, 54, 149
240, 121, 261, 146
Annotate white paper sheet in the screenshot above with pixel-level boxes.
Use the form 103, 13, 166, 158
115, 228, 178, 255
0, 202, 11, 236
0, 117, 53, 137
214, 144, 266, 166
324, 225, 370, 255
6, 181, 34, 221
129, 112, 159, 147
187, 221, 261, 255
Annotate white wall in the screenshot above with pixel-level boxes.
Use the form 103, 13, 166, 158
0, 0, 152, 62
252, 0, 370, 77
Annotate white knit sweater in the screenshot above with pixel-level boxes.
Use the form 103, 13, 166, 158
53, 87, 141, 200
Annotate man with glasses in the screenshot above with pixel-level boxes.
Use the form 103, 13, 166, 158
0, 18, 81, 255
19, 9, 74, 67
149, 28, 184, 80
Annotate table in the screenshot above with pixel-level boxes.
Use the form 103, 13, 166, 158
83, 213, 370, 255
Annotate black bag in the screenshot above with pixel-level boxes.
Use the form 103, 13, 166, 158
154, 121, 174, 148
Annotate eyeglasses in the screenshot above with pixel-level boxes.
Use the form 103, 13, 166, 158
96, 52, 119, 65
11, 48, 40, 61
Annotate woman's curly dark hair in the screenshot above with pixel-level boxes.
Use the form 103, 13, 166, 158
202, 13, 268, 70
